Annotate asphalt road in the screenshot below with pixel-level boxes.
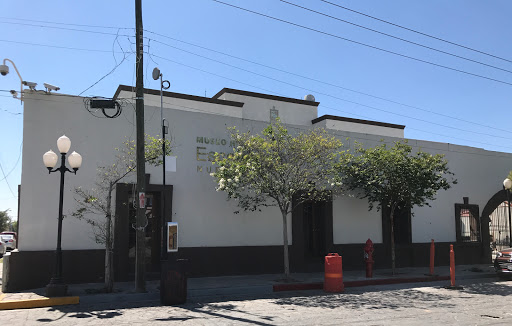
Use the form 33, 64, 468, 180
0, 277, 511, 325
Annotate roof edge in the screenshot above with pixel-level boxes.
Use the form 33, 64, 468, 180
212, 88, 319, 107
312, 115, 405, 130
113, 85, 244, 107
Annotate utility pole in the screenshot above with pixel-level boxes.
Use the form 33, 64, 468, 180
135, 0, 146, 293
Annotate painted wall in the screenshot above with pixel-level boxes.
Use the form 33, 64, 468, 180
19, 89, 512, 253
321, 119, 404, 138
216, 92, 317, 126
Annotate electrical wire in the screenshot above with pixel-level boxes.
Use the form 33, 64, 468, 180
0, 20, 133, 37
210, 0, 512, 87
279, 0, 512, 75
0, 161, 16, 197
0, 16, 132, 30
318, 0, 512, 64
149, 49, 512, 141
78, 54, 131, 96
0, 39, 125, 53
144, 29, 512, 135
0, 142, 23, 182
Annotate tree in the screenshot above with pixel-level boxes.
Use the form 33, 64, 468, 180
72, 135, 172, 292
336, 140, 456, 274
0, 209, 10, 232
211, 121, 343, 277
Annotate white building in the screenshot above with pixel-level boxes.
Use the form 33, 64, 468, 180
4, 85, 511, 291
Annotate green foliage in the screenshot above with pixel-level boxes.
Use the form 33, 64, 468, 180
0, 210, 10, 232
72, 134, 173, 244
506, 170, 512, 181
337, 140, 457, 212
211, 120, 344, 214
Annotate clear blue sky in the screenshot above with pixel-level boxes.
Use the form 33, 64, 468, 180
1, 0, 512, 216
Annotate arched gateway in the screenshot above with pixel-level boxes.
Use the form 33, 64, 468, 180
481, 189, 511, 261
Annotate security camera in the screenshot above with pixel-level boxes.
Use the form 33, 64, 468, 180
0, 64, 8, 76
9, 90, 18, 98
43, 83, 60, 92
22, 81, 37, 90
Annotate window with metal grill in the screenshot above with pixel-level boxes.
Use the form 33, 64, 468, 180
455, 197, 480, 243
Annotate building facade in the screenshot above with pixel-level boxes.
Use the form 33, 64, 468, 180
4, 85, 511, 291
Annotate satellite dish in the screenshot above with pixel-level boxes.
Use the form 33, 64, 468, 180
304, 94, 316, 102
152, 67, 161, 80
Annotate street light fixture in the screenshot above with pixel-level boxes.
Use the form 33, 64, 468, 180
503, 178, 512, 248
1, 58, 25, 102
43, 135, 82, 297
152, 67, 171, 304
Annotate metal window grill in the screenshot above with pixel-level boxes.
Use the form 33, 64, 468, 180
459, 207, 480, 242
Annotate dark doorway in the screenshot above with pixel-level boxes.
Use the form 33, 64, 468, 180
114, 181, 173, 281
393, 206, 412, 244
303, 201, 327, 259
382, 204, 412, 245
291, 198, 333, 272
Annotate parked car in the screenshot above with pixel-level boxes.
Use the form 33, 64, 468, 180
0, 231, 17, 241
0, 240, 6, 257
0, 234, 16, 250
494, 247, 512, 278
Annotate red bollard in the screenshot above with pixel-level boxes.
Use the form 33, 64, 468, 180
364, 239, 374, 278
450, 244, 455, 287
324, 253, 344, 292
429, 239, 435, 276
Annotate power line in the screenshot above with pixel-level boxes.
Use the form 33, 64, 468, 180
149, 44, 512, 141
78, 54, 132, 96
0, 142, 23, 182
0, 16, 132, 30
4, 17, 511, 134
279, 0, 512, 75
0, 161, 16, 197
0, 20, 133, 38
210, 0, 512, 87
145, 29, 512, 135
0, 39, 125, 53
318, 0, 512, 64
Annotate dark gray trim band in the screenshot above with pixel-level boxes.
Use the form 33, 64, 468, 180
113, 85, 244, 107
212, 88, 320, 107
312, 115, 405, 130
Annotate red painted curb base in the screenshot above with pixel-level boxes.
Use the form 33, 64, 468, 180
272, 275, 450, 292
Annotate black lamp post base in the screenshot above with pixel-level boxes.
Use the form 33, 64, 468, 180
46, 281, 68, 297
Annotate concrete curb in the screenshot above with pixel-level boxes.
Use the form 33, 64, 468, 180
0, 296, 79, 310
272, 274, 497, 292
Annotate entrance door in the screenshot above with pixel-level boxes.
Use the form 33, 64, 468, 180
291, 198, 333, 272
303, 201, 327, 260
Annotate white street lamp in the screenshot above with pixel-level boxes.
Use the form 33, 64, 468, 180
43, 135, 82, 297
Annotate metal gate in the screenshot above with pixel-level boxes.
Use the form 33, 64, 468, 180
489, 201, 511, 258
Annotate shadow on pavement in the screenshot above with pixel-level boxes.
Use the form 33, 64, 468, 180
273, 288, 456, 310
460, 280, 512, 297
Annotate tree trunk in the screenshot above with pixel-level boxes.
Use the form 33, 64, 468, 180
105, 183, 114, 293
389, 204, 396, 275
281, 209, 290, 278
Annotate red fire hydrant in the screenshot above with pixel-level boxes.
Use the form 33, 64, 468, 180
364, 238, 374, 278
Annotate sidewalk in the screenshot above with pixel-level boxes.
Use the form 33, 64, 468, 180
0, 264, 498, 310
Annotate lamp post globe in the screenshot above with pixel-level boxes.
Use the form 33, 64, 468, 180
504, 178, 512, 190
43, 135, 82, 297
43, 150, 58, 170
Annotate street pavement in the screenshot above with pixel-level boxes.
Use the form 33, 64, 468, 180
0, 277, 511, 325
0, 263, 510, 325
